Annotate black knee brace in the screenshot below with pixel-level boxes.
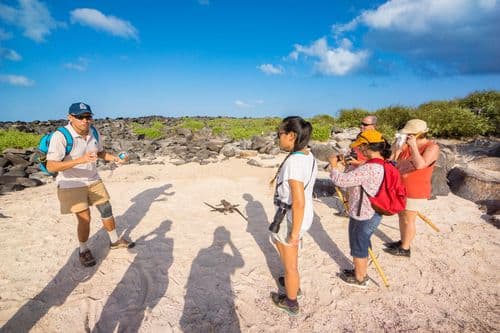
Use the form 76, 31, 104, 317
96, 201, 113, 219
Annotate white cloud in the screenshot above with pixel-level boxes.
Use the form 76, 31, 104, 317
0, 48, 22, 61
0, 74, 34, 86
0, 0, 63, 42
234, 99, 264, 108
70, 8, 139, 40
235, 100, 251, 108
291, 37, 369, 76
331, 0, 500, 74
64, 57, 89, 71
258, 64, 284, 75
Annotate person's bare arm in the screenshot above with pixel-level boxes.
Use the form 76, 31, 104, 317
407, 137, 439, 169
46, 152, 97, 173
288, 179, 305, 246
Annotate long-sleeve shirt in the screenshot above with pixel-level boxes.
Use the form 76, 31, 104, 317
330, 162, 384, 220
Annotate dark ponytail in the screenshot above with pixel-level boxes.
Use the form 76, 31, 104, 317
279, 116, 312, 152
367, 140, 391, 159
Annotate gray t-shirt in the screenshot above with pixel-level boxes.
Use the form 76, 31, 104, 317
46, 124, 103, 188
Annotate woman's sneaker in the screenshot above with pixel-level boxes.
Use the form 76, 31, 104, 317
278, 276, 303, 299
79, 249, 96, 267
383, 245, 411, 257
270, 292, 299, 316
339, 272, 369, 289
341, 268, 355, 276
383, 240, 402, 249
110, 238, 135, 249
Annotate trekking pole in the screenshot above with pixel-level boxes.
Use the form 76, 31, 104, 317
417, 212, 440, 232
335, 187, 349, 212
368, 247, 389, 288
336, 186, 389, 288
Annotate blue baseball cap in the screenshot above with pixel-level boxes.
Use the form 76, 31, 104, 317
68, 102, 93, 115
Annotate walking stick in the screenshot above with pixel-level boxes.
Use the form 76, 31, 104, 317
417, 212, 440, 232
335, 187, 349, 212
335, 186, 389, 288
368, 247, 389, 288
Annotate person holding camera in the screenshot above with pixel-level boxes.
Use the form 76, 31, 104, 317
383, 119, 439, 257
269, 116, 317, 316
348, 115, 378, 167
328, 129, 390, 288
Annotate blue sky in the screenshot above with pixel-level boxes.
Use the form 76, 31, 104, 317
0, 0, 499, 121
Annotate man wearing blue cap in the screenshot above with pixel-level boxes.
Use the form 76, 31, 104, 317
46, 102, 134, 267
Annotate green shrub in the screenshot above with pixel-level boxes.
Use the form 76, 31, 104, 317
337, 108, 370, 128
375, 123, 397, 142
179, 118, 205, 131
206, 117, 281, 140
308, 114, 336, 141
414, 101, 492, 138
131, 120, 165, 139
459, 90, 500, 135
0, 129, 41, 152
375, 106, 414, 131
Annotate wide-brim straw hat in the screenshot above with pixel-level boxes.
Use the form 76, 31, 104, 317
400, 119, 429, 134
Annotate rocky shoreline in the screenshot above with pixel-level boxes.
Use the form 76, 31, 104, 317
1, 116, 499, 220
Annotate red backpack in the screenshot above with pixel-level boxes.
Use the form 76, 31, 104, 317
360, 158, 407, 216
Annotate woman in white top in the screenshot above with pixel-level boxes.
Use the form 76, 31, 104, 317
269, 116, 317, 316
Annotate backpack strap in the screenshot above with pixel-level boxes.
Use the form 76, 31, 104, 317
56, 127, 74, 156
357, 158, 385, 216
90, 125, 99, 142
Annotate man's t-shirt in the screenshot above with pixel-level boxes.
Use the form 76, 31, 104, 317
275, 152, 318, 234
46, 124, 103, 188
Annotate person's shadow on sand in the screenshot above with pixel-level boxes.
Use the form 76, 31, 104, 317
242, 193, 282, 281
308, 212, 352, 270
92, 220, 174, 332
180, 227, 244, 333
1, 184, 174, 333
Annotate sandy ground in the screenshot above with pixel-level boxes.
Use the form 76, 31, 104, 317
0, 156, 499, 332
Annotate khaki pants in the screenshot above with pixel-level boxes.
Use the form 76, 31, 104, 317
57, 180, 111, 214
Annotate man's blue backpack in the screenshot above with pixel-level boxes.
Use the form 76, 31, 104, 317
36, 126, 99, 176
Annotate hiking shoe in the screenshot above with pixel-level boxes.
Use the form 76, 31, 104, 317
79, 249, 96, 267
339, 272, 369, 289
278, 276, 303, 299
341, 268, 355, 276
110, 238, 135, 250
383, 240, 402, 249
270, 292, 299, 316
383, 245, 411, 257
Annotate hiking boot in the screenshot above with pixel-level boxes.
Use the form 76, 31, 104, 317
278, 276, 303, 299
79, 249, 96, 267
339, 272, 369, 289
383, 245, 411, 257
110, 238, 135, 250
383, 240, 402, 249
270, 292, 299, 316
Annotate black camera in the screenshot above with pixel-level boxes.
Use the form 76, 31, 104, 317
269, 206, 287, 233
269, 199, 291, 233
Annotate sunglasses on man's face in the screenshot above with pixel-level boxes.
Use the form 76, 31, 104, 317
72, 114, 93, 120
360, 122, 372, 127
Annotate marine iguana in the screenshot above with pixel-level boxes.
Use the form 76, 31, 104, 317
204, 199, 247, 221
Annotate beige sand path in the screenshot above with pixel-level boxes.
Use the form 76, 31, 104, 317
0, 157, 498, 332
